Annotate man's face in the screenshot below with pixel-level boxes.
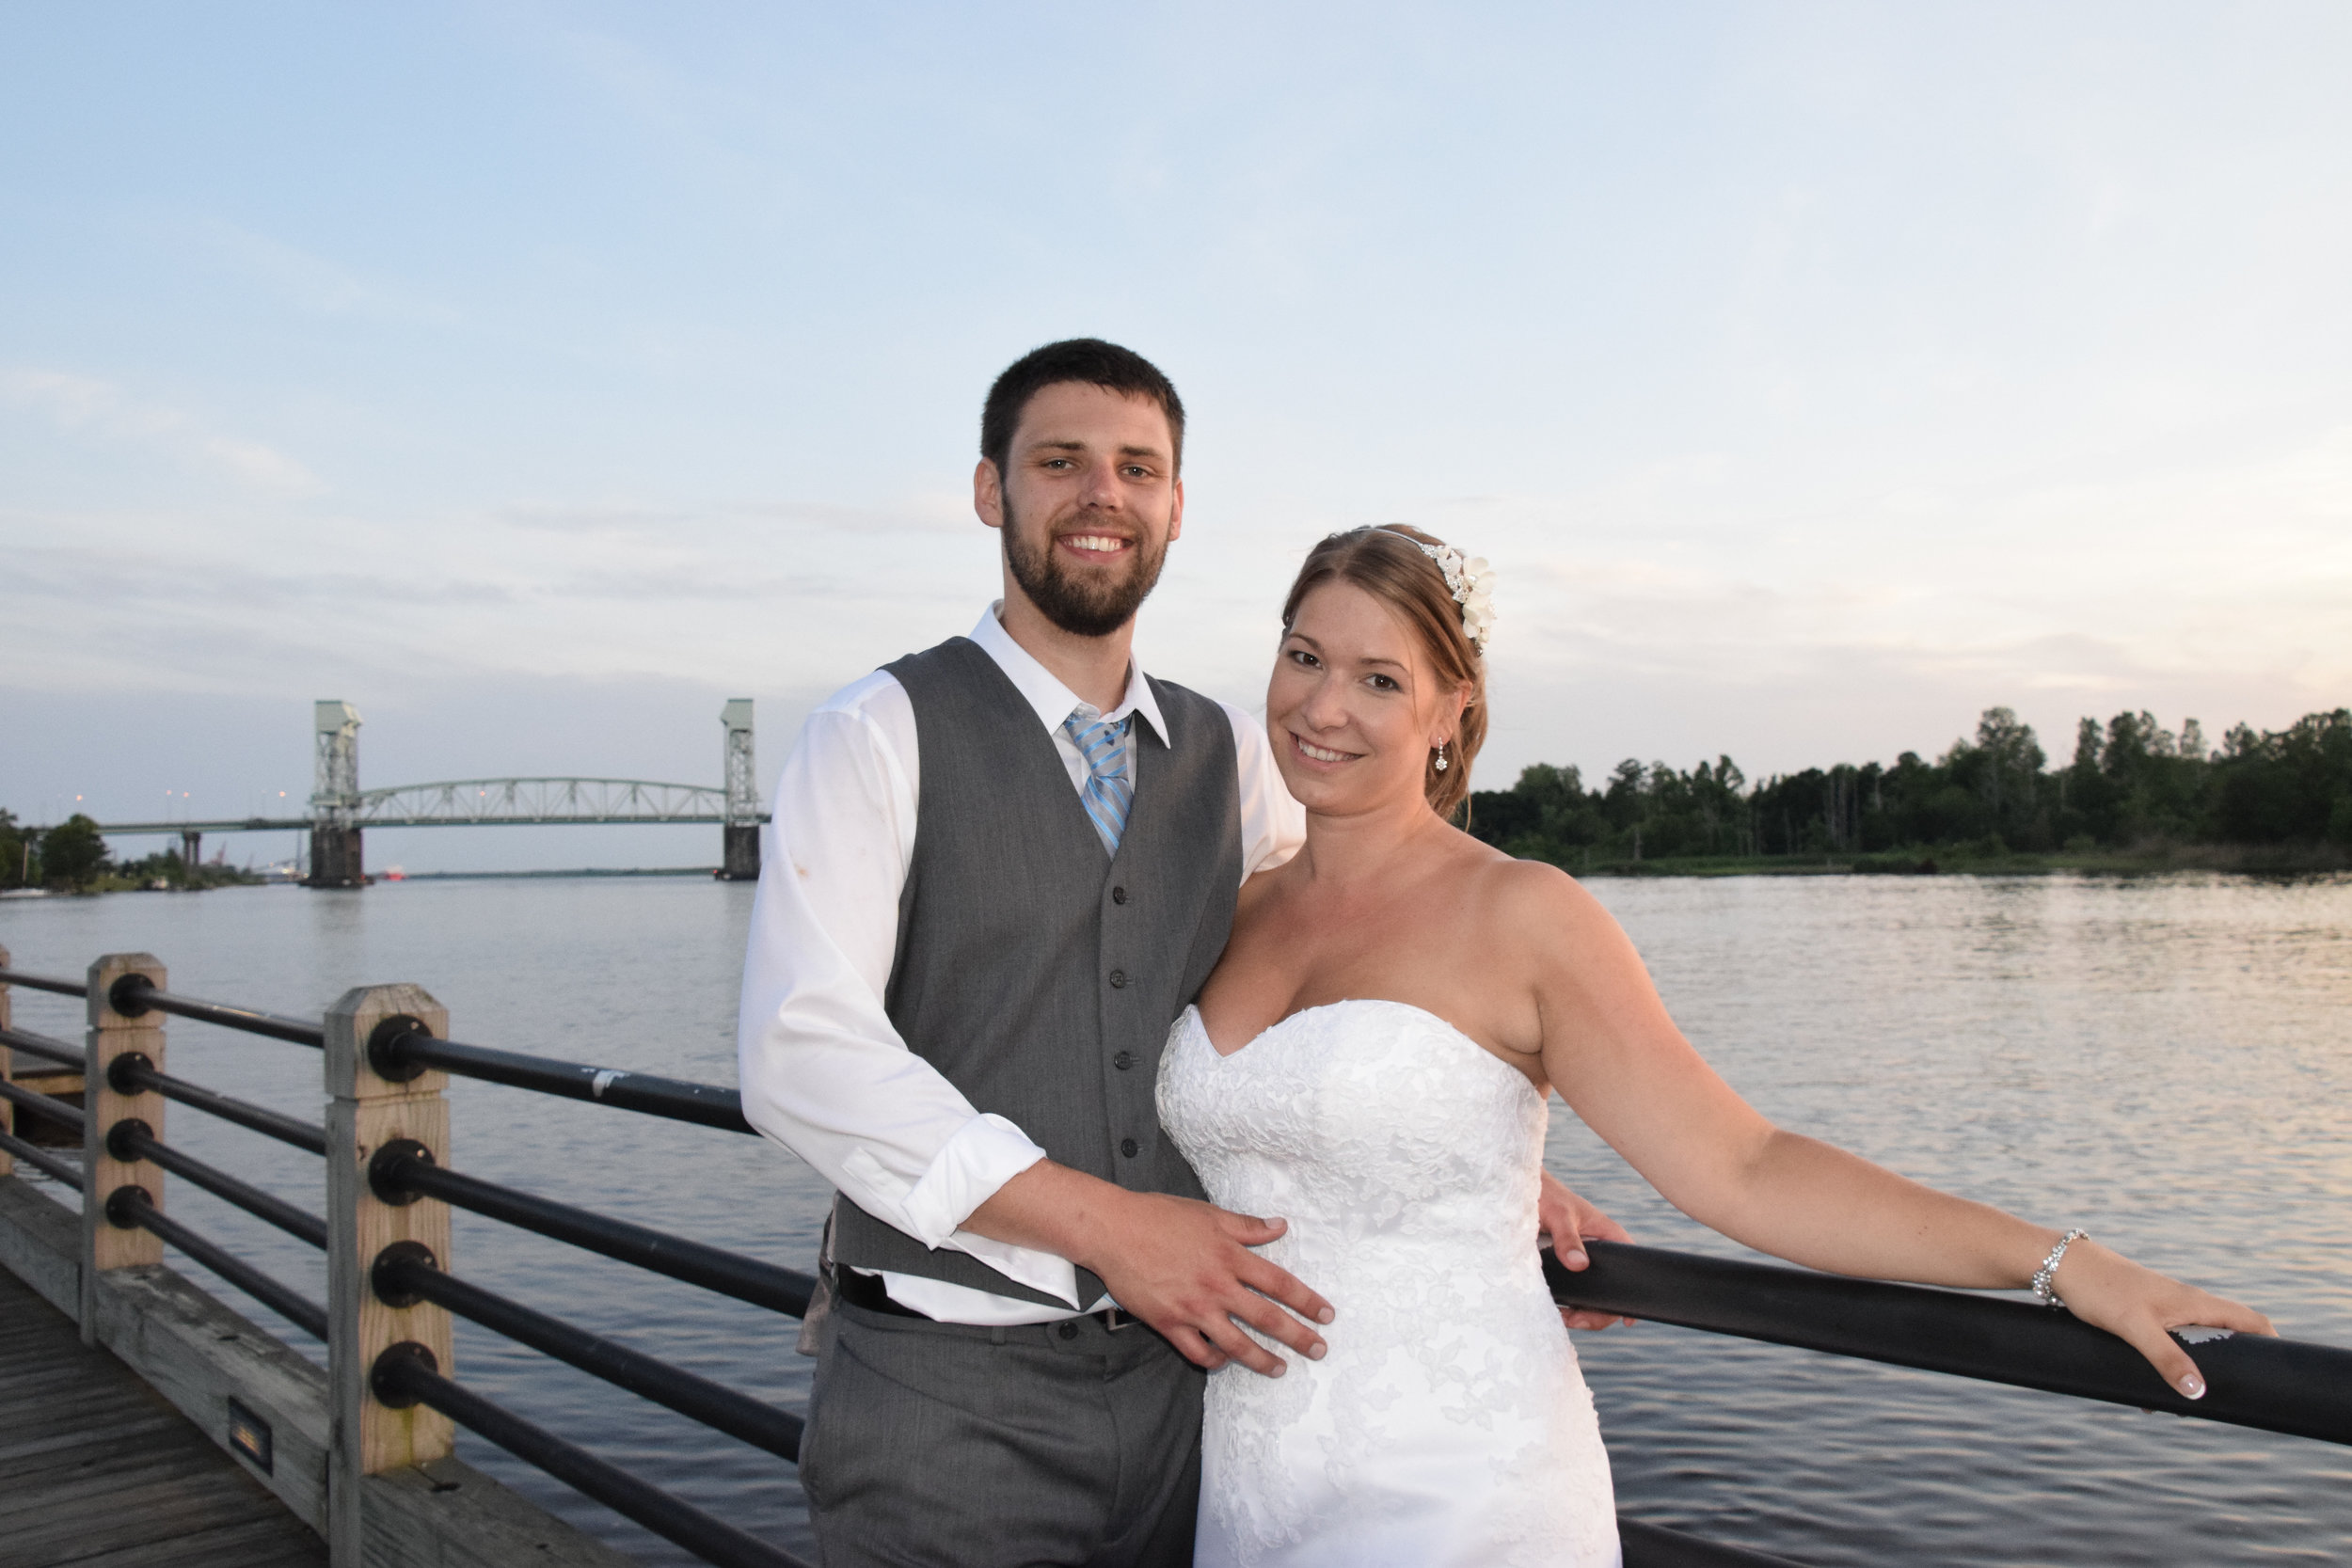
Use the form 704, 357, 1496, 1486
977, 381, 1184, 638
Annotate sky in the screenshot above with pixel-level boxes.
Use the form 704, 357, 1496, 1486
4, 3, 2348, 871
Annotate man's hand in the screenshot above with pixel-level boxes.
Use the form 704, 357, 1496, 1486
1538, 1171, 1635, 1331
967, 1161, 1333, 1377
1081, 1192, 1334, 1376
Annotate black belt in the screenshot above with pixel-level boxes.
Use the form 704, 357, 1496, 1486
835, 1269, 1134, 1331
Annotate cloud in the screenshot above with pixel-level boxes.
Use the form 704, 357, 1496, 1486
498, 494, 973, 540
0, 368, 324, 496
185, 218, 457, 324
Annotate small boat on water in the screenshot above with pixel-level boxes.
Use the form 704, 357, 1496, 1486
0, 888, 51, 900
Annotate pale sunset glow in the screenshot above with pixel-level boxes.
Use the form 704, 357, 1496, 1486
3, 6, 2346, 866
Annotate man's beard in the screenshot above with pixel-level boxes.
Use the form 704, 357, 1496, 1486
1001, 498, 1169, 638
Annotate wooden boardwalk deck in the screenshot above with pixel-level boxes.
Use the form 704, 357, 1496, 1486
0, 1263, 326, 1568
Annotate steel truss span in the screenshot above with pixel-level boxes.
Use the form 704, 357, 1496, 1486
354, 777, 735, 827
96, 775, 759, 835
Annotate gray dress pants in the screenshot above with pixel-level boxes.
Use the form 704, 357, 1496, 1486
802, 1300, 1204, 1568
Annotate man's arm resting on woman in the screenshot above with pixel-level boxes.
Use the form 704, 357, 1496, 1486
738, 696, 1086, 1304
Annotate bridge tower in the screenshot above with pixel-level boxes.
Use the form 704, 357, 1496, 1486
308, 700, 366, 887
718, 698, 759, 880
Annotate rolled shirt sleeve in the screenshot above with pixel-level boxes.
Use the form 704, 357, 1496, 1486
735, 677, 1081, 1307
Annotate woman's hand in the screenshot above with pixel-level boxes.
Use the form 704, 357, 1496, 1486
2052, 1239, 2276, 1399
1537, 1172, 1636, 1331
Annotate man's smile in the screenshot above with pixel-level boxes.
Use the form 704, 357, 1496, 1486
1057, 532, 1134, 561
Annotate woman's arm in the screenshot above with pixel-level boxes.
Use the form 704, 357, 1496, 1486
1502, 865, 2273, 1398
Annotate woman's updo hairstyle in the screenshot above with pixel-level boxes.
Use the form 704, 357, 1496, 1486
1279, 524, 1488, 818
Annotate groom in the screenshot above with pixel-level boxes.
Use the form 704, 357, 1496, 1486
738, 339, 1619, 1566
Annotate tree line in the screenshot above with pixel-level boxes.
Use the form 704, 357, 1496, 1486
1465, 705, 2352, 868
0, 810, 253, 893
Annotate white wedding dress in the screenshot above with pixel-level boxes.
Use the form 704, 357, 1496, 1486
1157, 1000, 1620, 1568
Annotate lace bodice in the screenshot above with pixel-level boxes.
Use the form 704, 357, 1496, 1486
1158, 1000, 1619, 1567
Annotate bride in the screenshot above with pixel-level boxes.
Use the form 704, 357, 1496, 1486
1155, 525, 2273, 1567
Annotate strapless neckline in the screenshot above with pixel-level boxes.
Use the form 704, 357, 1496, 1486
1180, 999, 1543, 1105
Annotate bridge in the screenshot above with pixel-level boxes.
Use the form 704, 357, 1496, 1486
96, 700, 768, 886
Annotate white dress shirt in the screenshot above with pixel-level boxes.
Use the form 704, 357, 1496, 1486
737, 605, 1306, 1324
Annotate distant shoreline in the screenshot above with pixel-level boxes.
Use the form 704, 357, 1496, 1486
1565, 844, 2349, 879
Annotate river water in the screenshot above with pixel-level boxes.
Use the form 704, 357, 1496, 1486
4, 872, 2348, 1566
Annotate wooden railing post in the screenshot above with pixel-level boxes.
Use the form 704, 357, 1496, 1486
325, 983, 454, 1567
1, 942, 14, 1180
84, 952, 167, 1346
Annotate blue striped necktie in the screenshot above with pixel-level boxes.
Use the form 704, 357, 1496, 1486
1063, 711, 1134, 857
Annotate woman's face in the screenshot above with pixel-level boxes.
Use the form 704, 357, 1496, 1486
1267, 579, 1462, 816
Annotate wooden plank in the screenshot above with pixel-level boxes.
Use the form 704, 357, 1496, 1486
88, 1263, 332, 1533
0, 1444, 238, 1526
361, 1456, 642, 1568
12, 1073, 86, 1099
60, 1514, 340, 1568
0, 1177, 80, 1317
0, 1264, 326, 1568
0, 1419, 238, 1497
4, 1164, 644, 1568
0, 1409, 183, 1466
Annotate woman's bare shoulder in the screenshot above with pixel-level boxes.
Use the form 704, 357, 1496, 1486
1459, 845, 1610, 926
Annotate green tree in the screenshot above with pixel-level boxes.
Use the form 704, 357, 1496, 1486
39, 815, 110, 890
0, 809, 32, 889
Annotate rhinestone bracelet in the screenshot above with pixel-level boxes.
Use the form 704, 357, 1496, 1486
2031, 1228, 2088, 1309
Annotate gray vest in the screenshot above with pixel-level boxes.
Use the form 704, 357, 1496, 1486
830, 636, 1245, 1307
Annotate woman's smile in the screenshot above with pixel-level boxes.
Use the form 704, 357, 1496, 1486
1290, 734, 1362, 766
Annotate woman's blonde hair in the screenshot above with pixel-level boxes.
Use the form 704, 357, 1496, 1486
1279, 525, 1487, 817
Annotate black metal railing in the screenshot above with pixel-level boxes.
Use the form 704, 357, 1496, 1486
103, 1184, 328, 1340
373, 1248, 804, 1460
0, 1024, 84, 1069
0, 1026, 88, 1181
107, 1053, 328, 1154
108, 972, 325, 1047
0, 1130, 79, 1188
0, 980, 336, 1343
0, 1074, 85, 1133
1, 963, 812, 1568
370, 1142, 816, 1316
372, 1345, 813, 1568
0, 968, 87, 998
372, 1020, 755, 1132
106, 1119, 327, 1250
1547, 1242, 2352, 1448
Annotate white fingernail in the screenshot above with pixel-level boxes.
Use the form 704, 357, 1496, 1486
2181, 1373, 2205, 1401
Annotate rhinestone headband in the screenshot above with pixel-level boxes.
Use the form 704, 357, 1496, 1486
1386, 531, 1495, 653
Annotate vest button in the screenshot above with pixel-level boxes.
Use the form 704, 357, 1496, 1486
1108, 969, 1127, 989
1111, 886, 1128, 905
1058, 1321, 1079, 1340
1120, 1137, 1139, 1158
1113, 1051, 1135, 1071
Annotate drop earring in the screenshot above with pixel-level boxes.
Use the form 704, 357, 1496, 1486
1434, 741, 1450, 772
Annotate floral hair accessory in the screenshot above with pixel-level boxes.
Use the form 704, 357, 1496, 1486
1388, 531, 1495, 653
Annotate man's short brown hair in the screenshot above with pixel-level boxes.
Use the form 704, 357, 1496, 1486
980, 339, 1186, 478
